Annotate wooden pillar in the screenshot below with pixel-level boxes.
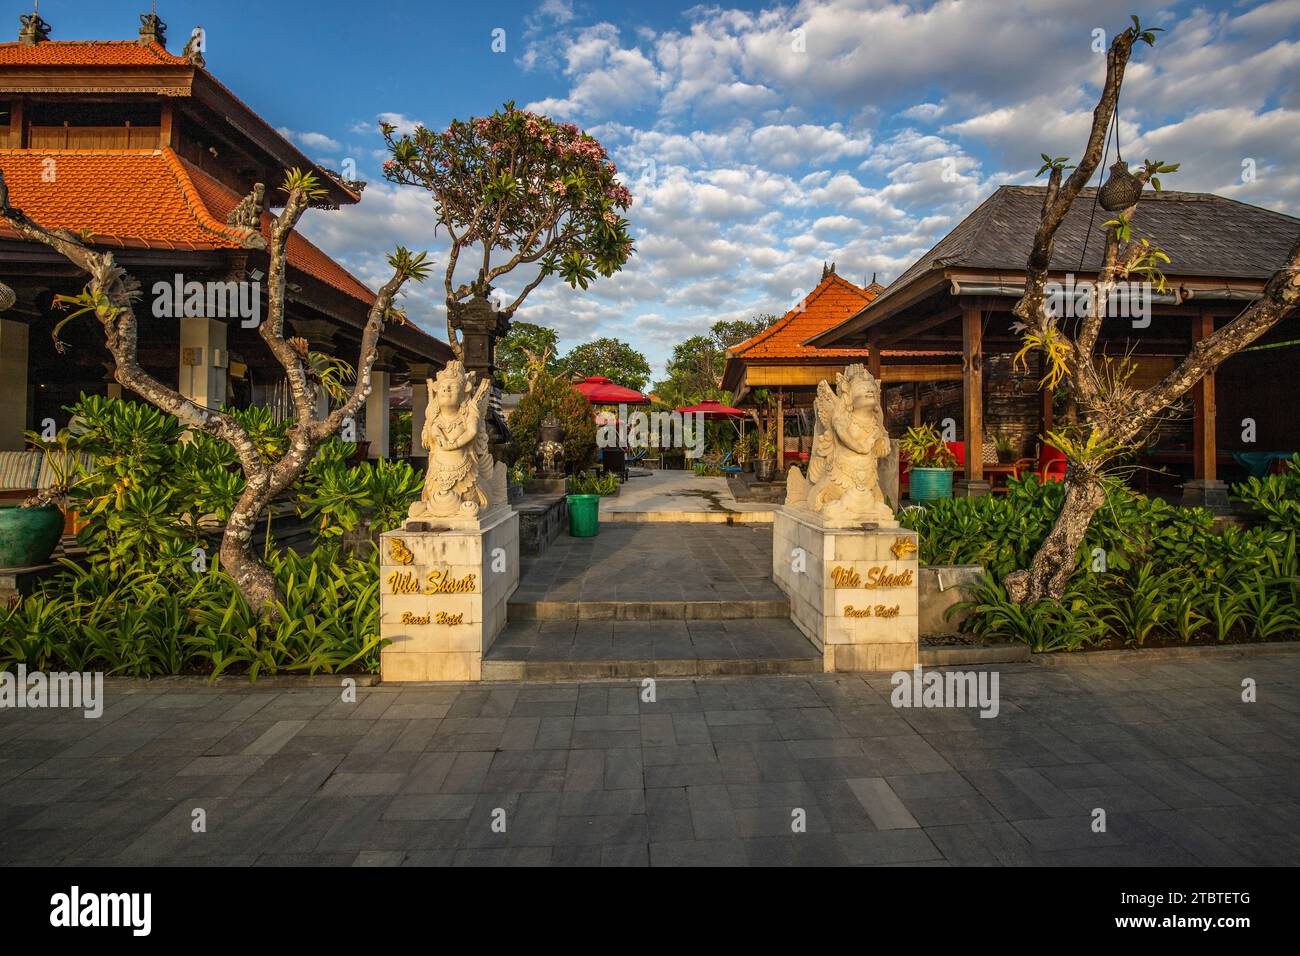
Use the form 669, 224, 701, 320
1040, 383, 1054, 437
912, 382, 922, 427
160, 102, 174, 147
1192, 312, 1216, 482
7, 100, 22, 149
775, 390, 786, 474
868, 339, 881, 380
961, 306, 984, 483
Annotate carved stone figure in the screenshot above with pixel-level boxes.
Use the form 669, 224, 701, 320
226, 183, 265, 230
785, 363, 896, 527
409, 361, 508, 523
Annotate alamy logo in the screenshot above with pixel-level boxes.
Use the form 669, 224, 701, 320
49, 886, 151, 936
0, 665, 103, 718
152, 273, 261, 328
1045, 273, 1153, 328
890, 665, 1000, 718
596, 403, 705, 458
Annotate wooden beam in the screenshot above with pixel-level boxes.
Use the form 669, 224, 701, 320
877, 305, 962, 347
746, 363, 962, 387
962, 306, 984, 482
867, 339, 881, 380
1192, 312, 1217, 482
776, 390, 786, 475
159, 102, 173, 147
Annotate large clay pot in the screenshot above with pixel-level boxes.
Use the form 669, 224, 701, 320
0, 502, 64, 569
755, 458, 776, 482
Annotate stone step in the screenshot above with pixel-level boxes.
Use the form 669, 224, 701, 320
482, 617, 822, 681
600, 510, 774, 525
508, 598, 790, 622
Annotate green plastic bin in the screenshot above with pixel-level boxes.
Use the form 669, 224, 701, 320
567, 494, 601, 537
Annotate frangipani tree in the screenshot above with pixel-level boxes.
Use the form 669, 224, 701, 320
381, 102, 634, 355
1005, 17, 1300, 603
0, 168, 429, 613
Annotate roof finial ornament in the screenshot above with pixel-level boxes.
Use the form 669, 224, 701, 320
227, 183, 266, 231
821, 261, 829, 280
19, 4, 51, 45
871, 272, 877, 285
182, 25, 206, 67
139, 9, 167, 47
829, 261, 836, 275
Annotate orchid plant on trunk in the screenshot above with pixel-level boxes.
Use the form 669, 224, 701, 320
380, 102, 634, 355
0, 168, 430, 614
1004, 16, 1300, 604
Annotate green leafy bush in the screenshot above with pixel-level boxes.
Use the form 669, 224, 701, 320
1, 546, 384, 678
924, 474, 1300, 649
508, 369, 597, 474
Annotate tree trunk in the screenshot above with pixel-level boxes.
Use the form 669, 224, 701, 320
1004, 472, 1106, 603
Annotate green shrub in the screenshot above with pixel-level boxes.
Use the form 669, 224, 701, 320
568, 470, 618, 496
508, 369, 597, 474
928, 474, 1300, 649
0, 546, 384, 678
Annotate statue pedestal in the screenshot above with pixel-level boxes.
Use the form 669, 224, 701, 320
379, 508, 519, 682
772, 508, 919, 673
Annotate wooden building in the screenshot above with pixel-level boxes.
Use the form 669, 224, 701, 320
721, 264, 959, 472
0, 12, 452, 457
810, 185, 1300, 502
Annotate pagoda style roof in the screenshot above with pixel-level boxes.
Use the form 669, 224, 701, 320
0, 37, 360, 208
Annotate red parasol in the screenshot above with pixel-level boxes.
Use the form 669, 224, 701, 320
674, 399, 746, 419
574, 376, 650, 405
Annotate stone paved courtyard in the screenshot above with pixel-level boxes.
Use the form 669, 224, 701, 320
2, 653, 1299, 866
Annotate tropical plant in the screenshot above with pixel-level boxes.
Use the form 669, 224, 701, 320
899, 424, 958, 469
381, 102, 633, 356
568, 470, 618, 496
0, 165, 429, 614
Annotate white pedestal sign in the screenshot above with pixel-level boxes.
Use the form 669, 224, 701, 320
773, 507, 919, 672
379, 508, 519, 681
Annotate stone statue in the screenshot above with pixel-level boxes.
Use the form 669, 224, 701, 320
408, 361, 508, 523
785, 363, 897, 527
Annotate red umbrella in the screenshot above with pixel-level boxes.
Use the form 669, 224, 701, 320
574, 376, 650, 405
675, 398, 745, 419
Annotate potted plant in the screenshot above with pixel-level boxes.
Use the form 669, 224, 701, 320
0, 429, 80, 569
755, 436, 776, 482
899, 424, 958, 501
993, 432, 1018, 464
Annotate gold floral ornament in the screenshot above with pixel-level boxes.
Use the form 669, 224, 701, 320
890, 536, 918, 560
389, 538, 415, 566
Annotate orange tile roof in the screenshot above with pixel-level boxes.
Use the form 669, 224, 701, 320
0, 147, 380, 306
183, 160, 377, 304
0, 39, 189, 67
0, 148, 254, 250
729, 272, 883, 360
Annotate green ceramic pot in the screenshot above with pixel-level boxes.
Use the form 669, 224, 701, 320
909, 467, 954, 502
0, 502, 64, 569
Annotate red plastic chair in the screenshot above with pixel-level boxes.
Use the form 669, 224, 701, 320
1015, 445, 1068, 483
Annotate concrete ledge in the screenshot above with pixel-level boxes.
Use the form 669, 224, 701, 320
920, 643, 1031, 667
1033, 640, 1300, 665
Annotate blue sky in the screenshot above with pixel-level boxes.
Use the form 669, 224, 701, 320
27, 0, 1300, 376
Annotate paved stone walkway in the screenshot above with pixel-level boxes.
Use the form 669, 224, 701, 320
515, 524, 780, 603
2, 653, 1298, 866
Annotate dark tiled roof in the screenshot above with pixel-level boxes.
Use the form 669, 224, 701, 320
869, 185, 1300, 314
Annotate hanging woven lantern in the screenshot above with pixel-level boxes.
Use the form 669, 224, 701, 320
1098, 161, 1143, 211
0, 282, 15, 312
